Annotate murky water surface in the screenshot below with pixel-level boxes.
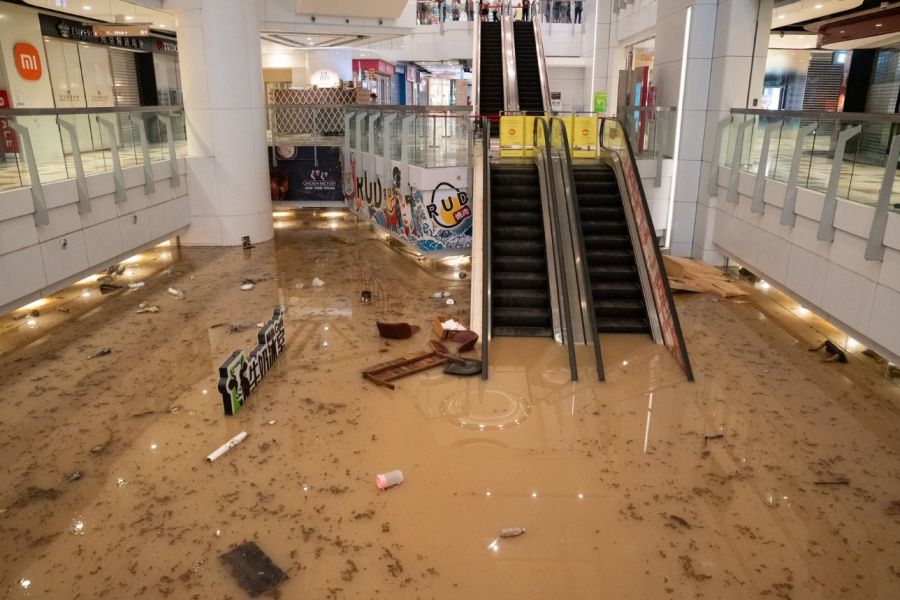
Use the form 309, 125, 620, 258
2, 210, 899, 599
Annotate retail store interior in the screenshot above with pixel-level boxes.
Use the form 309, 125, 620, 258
1, 0, 900, 598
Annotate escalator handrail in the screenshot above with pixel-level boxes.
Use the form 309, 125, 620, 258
472, 16, 481, 116
531, 16, 552, 114
533, 116, 578, 382
500, 15, 520, 112
597, 118, 695, 381
548, 116, 606, 381
481, 117, 492, 380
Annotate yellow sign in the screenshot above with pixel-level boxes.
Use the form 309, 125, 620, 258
523, 115, 541, 157
571, 115, 598, 158
499, 115, 526, 158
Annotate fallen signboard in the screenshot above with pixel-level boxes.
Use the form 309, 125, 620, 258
217, 306, 286, 415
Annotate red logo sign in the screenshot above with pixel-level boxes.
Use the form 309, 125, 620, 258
581, 128, 589, 137
14, 43, 42, 81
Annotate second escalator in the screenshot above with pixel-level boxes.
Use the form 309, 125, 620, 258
513, 21, 544, 115
573, 164, 651, 335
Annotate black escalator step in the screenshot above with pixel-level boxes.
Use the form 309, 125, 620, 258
492, 271, 549, 289
491, 185, 543, 200
493, 212, 543, 228
595, 317, 650, 334
493, 326, 554, 338
494, 239, 545, 256
589, 264, 638, 281
594, 299, 647, 318
591, 281, 643, 300
580, 205, 624, 220
582, 220, 629, 235
493, 255, 546, 273
493, 226, 544, 242
586, 249, 634, 266
493, 288, 550, 308
493, 307, 552, 328
575, 181, 620, 195
582, 234, 630, 250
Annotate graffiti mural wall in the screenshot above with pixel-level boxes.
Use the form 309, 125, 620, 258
342, 150, 472, 254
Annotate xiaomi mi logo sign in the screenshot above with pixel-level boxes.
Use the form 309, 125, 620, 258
14, 43, 42, 81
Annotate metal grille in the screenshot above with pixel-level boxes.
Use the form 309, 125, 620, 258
271, 88, 355, 136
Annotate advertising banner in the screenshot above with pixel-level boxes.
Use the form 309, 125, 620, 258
343, 150, 473, 253
571, 115, 598, 158
269, 146, 343, 202
0, 91, 18, 154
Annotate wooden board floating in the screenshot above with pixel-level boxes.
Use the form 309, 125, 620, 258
362, 352, 449, 390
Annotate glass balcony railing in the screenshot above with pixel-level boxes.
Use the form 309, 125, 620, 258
0, 106, 187, 194
719, 109, 900, 213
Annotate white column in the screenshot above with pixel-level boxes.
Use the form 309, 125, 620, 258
654, 0, 771, 260
174, 0, 274, 246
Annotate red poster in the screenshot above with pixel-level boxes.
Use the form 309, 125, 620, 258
0, 90, 19, 154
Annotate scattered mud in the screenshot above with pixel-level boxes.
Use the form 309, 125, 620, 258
1, 210, 899, 599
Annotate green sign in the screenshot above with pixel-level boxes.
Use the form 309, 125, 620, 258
593, 92, 608, 114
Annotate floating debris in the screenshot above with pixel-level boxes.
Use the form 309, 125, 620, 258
360, 290, 372, 303
127, 281, 145, 289
446, 298, 456, 305
206, 432, 248, 462
376, 321, 420, 340
99, 283, 123, 294
62, 471, 82, 483
375, 469, 404, 490
57, 307, 70, 314
167, 287, 185, 299
132, 410, 154, 418
432, 291, 443, 298
166, 405, 182, 414
241, 236, 255, 249
499, 527, 526, 538
219, 541, 287, 597
136, 306, 159, 314
668, 514, 691, 528
312, 277, 325, 288
266, 420, 277, 426
88, 348, 112, 359
240, 283, 255, 291
813, 478, 850, 486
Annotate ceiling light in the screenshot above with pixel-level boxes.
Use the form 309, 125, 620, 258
875, 23, 883, 27
125, 16, 134, 20
778, 15, 785, 19
83, 5, 92, 10
159, 23, 166, 28
814, 3, 822, 7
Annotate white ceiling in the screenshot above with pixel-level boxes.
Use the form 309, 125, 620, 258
23, 0, 173, 30
772, 0, 865, 29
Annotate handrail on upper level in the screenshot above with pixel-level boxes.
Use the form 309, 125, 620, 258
0, 105, 182, 117
731, 108, 900, 124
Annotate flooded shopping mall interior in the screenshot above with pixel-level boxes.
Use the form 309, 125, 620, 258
1, 210, 899, 599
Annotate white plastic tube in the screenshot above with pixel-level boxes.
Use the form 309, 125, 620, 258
206, 431, 248, 462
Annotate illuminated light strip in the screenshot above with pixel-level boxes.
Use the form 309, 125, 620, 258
665, 6, 692, 250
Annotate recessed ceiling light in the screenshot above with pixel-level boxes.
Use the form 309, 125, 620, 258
84, 5, 92, 9
875, 23, 883, 27
125, 15, 134, 20
778, 15, 785, 19
159, 23, 166, 28
814, 3, 822, 7
840, 30, 845, 34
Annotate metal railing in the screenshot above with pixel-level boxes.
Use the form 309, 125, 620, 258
481, 117, 492, 380
710, 109, 900, 258
0, 106, 186, 218
619, 105, 676, 189
341, 105, 473, 170
548, 116, 605, 380
533, 116, 578, 381
599, 117, 695, 381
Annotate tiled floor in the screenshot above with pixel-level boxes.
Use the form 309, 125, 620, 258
1, 209, 899, 598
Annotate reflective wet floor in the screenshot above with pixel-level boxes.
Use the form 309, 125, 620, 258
2, 210, 899, 599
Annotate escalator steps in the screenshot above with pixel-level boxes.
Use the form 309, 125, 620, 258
574, 165, 651, 335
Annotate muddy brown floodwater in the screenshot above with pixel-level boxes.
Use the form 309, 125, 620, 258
1, 209, 899, 599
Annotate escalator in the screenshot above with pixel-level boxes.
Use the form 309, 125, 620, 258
479, 21, 504, 129
573, 164, 651, 334
513, 21, 544, 114
490, 164, 553, 337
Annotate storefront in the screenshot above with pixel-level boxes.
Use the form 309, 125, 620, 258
352, 59, 396, 104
